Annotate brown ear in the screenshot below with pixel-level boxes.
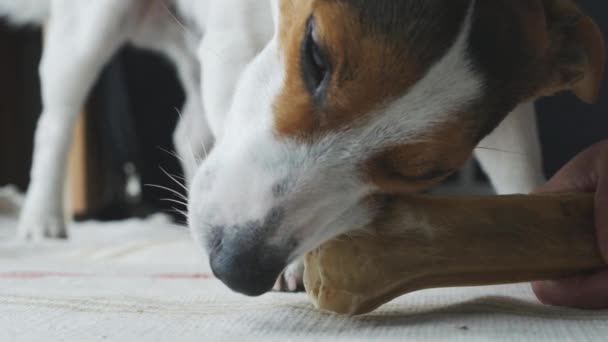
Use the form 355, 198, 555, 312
571, 16, 606, 103
542, 0, 606, 103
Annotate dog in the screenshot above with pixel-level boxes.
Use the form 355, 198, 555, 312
0, 0, 604, 295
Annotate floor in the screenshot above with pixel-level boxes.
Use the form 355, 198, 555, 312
1, 187, 607, 342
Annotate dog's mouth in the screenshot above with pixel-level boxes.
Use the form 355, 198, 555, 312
206, 197, 379, 296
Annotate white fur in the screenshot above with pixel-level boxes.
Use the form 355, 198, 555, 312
0, 0, 48, 24
475, 103, 546, 194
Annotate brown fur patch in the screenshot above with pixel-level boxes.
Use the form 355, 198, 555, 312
274, 1, 418, 138
364, 122, 475, 193
273, 0, 469, 139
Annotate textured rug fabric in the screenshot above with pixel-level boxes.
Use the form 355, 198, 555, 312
1, 190, 607, 341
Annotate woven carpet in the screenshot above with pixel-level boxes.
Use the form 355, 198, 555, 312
1, 188, 606, 341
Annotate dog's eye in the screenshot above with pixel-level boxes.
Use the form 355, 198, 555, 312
301, 16, 330, 102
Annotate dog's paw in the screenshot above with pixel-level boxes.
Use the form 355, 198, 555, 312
273, 259, 305, 292
17, 211, 67, 241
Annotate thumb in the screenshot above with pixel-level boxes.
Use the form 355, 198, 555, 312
534, 153, 598, 194
531, 270, 608, 309
595, 165, 608, 263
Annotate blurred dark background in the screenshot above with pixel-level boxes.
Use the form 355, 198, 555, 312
0, 0, 606, 222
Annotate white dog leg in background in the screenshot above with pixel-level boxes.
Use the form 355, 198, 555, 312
168, 44, 213, 185
130, 6, 213, 187
173, 92, 214, 185
475, 102, 546, 195
198, 0, 273, 137
18, 1, 139, 240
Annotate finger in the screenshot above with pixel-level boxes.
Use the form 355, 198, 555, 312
596, 164, 608, 263
531, 270, 608, 309
535, 150, 597, 194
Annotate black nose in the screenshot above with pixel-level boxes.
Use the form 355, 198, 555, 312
209, 237, 288, 296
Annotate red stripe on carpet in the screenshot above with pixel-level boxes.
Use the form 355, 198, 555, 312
0, 271, 213, 279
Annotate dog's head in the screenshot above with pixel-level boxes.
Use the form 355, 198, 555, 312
188, 0, 605, 295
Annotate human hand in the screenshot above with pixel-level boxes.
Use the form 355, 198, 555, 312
532, 140, 608, 309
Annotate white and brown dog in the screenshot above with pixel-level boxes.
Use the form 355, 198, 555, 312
0, 0, 604, 295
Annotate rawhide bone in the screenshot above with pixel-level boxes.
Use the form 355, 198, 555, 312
304, 193, 604, 315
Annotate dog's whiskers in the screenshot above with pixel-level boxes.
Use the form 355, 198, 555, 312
160, 1, 230, 66
186, 140, 202, 166
190, 141, 204, 164
173, 108, 197, 168
173, 107, 205, 166
158, 146, 185, 163
145, 183, 188, 202
161, 197, 188, 207
170, 222, 190, 231
200, 138, 209, 160
172, 207, 189, 219
475, 146, 531, 157
160, 167, 189, 194
160, 1, 196, 40
167, 173, 186, 182
161, 208, 190, 230
169, 223, 190, 231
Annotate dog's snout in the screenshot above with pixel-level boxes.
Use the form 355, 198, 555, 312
198, 207, 290, 296
206, 228, 224, 254
209, 237, 288, 296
